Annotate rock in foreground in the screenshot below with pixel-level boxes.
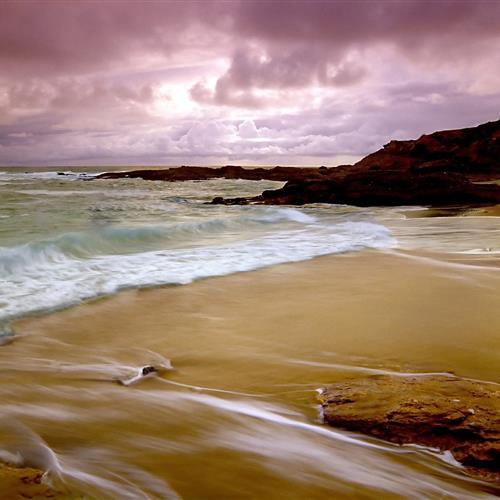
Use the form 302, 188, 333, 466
318, 375, 500, 481
0, 463, 59, 499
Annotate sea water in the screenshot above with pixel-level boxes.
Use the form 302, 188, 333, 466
2, 167, 499, 324
0, 168, 396, 323
1, 167, 499, 499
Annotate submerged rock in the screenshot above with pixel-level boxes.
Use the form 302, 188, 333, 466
141, 365, 157, 376
0, 462, 86, 498
318, 375, 500, 481
0, 323, 15, 346
117, 364, 168, 386
0, 463, 60, 499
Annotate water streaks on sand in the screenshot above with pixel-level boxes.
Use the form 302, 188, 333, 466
2, 170, 500, 498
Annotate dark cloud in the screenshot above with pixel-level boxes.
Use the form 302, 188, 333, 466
4, 79, 154, 111
191, 1, 500, 107
0, 1, 204, 76
229, 0, 500, 48
196, 47, 367, 107
2, 1, 499, 78
1, 1, 500, 165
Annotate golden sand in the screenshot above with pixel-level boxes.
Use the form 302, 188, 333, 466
3, 250, 499, 498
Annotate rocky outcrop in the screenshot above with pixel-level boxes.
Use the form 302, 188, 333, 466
0, 463, 61, 499
213, 120, 500, 206
97, 119, 500, 207
213, 170, 500, 206
96, 165, 330, 182
318, 375, 500, 481
214, 120, 500, 206
352, 119, 500, 181
211, 119, 500, 206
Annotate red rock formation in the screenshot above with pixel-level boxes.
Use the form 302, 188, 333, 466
318, 375, 500, 482
97, 165, 329, 182
352, 119, 500, 181
214, 170, 500, 206
98, 119, 500, 207
212, 119, 500, 206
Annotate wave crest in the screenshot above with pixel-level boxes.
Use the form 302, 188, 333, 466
0, 210, 394, 321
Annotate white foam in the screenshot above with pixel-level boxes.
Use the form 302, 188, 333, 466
0, 171, 98, 181
0, 220, 394, 321
388, 249, 500, 272
286, 358, 455, 378
170, 392, 389, 451
460, 248, 500, 255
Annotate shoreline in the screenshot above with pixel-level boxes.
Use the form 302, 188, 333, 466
95, 119, 500, 207
6, 224, 500, 333
402, 204, 500, 218
13, 248, 500, 383
4, 249, 500, 496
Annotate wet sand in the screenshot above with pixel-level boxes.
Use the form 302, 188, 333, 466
403, 205, 500, 218
3, 250, 500, 498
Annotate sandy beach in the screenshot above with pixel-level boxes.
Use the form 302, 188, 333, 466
15, 249, 500, 382
3, 249, 499, 498
3, 2, 500, 497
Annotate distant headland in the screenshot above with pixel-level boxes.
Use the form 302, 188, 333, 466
97, 119, 500, 207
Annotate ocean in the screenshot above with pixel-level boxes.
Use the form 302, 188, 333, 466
3, 167, 500, 326
1, 167, 499, 498
0, 168, 396, 323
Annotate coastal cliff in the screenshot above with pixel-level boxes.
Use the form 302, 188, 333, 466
352, 118, 500, 181
213, 119, 500, 206
97, 119, 500, 207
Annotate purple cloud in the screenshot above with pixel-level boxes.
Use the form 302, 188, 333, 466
0, 1, 499, 165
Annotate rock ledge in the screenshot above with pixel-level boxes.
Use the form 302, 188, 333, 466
318, 375, 500, 481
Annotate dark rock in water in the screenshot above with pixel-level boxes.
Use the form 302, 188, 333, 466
0, 324, 15, 346
118, 364, 167, 386
0, 463, 63, 498
318, 375, 500, 481
142, 365, 157, 376
211, 119, 500, 206
210, 196, 249, 205
219, 170, 500, 206
96, 165, 325, 183
97, 119, 500, 207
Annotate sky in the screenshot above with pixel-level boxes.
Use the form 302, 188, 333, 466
1, 0, 500, 167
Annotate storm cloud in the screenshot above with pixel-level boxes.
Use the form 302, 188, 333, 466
1, 0, 500, 165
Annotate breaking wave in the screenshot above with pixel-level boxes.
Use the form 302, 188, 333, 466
0, 170, 98, 181
0, 208, 394, 321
